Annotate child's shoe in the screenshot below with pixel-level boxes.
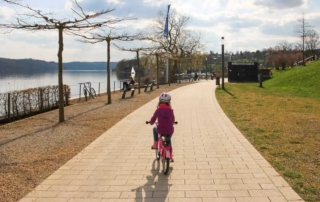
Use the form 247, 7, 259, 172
151, 142, 158, 149
170, 154, 174, 162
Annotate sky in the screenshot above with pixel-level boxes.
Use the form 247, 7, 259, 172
0, 0, 320, 62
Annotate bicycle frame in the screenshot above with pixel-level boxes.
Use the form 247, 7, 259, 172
146, 121, 177, 175
155, 134, 172, 175
157, 135, 172, 160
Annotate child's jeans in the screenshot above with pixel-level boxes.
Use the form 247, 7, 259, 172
153, 126, 172, 146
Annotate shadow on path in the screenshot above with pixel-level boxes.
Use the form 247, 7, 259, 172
134, 159, 171, 202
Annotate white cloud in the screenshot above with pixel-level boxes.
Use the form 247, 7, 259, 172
64, 0, 73, 10
254, 0, 305, 9
107, 0, 125, 5
0, 0, 319, 62
0, 6, 15, 19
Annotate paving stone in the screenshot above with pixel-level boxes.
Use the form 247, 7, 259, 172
18, 81, 304, 202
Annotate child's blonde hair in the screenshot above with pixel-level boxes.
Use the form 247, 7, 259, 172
157, 101, 171, 108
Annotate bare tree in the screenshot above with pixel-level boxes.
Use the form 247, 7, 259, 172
305, 29, 320, 56
278, 41, 293, 52
74, 29, 137, 104
268, 42, 302, 69
145, 9, 202, 80
0, 0, 133, 122
294, 14, 311, 65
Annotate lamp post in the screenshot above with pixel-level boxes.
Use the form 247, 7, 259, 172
221, 37, 225, 89
136, 50, 141, 94
205, 58, 208, 80
156, 53, 159, 89
179, 58, 181, 84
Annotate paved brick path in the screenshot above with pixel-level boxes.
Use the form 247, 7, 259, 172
19, 80, 304, 202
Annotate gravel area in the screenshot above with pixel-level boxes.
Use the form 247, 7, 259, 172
0, 83, 192, 202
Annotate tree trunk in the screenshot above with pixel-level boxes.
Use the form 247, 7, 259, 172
156, 54, 159, 89
107, 39, 111, 104
58, 27, 65, 122
168, 58, 171, 86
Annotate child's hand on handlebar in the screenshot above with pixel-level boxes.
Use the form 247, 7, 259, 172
146, 121, 178, 125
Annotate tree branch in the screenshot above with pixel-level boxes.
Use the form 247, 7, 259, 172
1, 0, 136, 33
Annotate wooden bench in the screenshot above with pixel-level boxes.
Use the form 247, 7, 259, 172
121, 84, 138, 99
181, 75, 193, 82
144, 80, 156, 92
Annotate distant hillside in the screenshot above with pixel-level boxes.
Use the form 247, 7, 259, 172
0, 58, 117, 76
0, 58, 57, 75
64, 61, 117, 71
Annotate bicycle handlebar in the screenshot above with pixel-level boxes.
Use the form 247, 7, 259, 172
146, 121, 178, 125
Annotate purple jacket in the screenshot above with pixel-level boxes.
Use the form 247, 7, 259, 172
149, 104, 175, 135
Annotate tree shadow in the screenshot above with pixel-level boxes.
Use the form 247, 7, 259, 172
134, 159, 170, 202
0, 122, 60, 147
223, 88, 236, 98
66, 104, 106, 120
0, 102, 105, 148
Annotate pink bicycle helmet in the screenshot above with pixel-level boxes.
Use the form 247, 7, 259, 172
159, 92, 171, 103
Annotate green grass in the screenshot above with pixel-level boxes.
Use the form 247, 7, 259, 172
264, 61, 320, 100
216, 60, 320, 201
284, 171, 302, 179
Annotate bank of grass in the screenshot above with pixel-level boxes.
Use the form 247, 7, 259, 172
216, 61, 320, 202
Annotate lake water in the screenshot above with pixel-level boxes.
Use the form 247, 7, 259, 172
0, 70, 124, 99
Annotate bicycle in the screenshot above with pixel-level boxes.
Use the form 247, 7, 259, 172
82, 82, 96, 101
146, 121, 178, 175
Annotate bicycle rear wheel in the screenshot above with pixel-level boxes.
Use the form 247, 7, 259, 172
162, 158, 170, 175
155, 149, 160, 160
83, 88, 88, 101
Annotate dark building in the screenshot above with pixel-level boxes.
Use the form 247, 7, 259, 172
228, 62, 259, 82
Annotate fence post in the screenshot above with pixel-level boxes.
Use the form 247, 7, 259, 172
40, 88, 43, 112
7, 93, 11, 121
79, 83, 82, 101
114, 81, 115, 93
259, 74, 263, 88
64, 85, 68, 106
98, 82, 100, 97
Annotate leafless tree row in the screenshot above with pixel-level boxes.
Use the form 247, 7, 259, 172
0, 0, 136, 122
0, 1, 205, 123
0, 85, 70, 122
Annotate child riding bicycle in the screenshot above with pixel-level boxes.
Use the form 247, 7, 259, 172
148, 92, 175, 161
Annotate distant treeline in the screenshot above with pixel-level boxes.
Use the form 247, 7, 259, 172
64, 61, 117, 71
115, 58, 139, 79
0, 58, 117, 76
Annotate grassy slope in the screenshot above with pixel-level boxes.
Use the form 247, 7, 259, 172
216, 60, 320, 201
264, 61, 320, 100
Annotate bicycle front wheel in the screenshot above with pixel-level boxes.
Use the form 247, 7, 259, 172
90, 88, 96, 98
162, 158, 170, 175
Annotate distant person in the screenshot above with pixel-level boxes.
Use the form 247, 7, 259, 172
211, 72, 215, 80
194, 73, 198, 81
123, 76, 135, 90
